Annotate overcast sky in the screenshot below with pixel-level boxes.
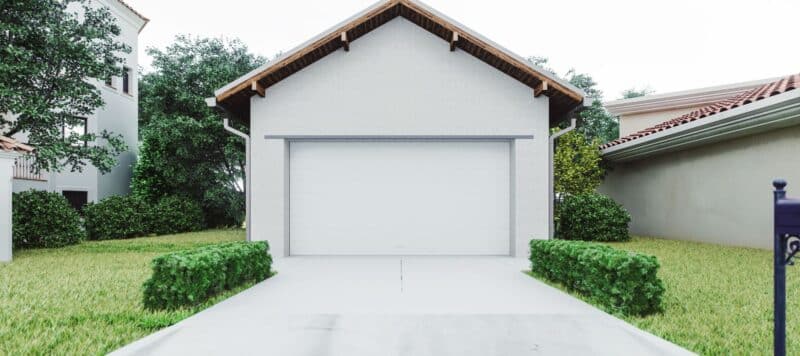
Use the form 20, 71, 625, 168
126, 0, 799, 101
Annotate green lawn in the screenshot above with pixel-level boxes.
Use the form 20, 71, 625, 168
0, 229, 250, 355
530, 237, 800, 355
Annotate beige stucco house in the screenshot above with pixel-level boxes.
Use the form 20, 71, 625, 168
600, 74, 799, 249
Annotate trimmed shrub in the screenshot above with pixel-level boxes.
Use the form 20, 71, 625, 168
84, 195, 206, 240
557, 193, 631, 242
530, 239, 664, 315
12, 190, 85, 248
146, 196, 204, 236
84, 195, 148, 240
142, 241, 272, 310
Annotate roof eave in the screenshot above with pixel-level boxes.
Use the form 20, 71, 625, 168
602, 90, 800, 162
213, 0, 584, 114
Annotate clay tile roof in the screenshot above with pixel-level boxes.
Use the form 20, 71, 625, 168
600, 73, 799, 150
0, 136, 34, 153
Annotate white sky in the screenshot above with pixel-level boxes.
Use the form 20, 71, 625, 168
126, 0, 799, 101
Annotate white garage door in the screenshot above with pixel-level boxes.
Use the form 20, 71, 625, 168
289, 140, 510, 255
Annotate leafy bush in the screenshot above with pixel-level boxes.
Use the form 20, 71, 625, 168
146, 196, 204, 236
12, 190, 85, 248
530, 239, 664, 315
553, 130, 604, 195
84, 195, 206, 240
557, 193, 631, 242
84, 195, 148, 240
142, 241, 272, 310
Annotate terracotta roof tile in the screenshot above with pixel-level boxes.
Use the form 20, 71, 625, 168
0, 136, 34, 153
600, 73, 799, 150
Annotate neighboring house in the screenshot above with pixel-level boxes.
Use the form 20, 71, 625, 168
600, 74, 799, 249
10, 0, 148, 211
210, 0, 586, 257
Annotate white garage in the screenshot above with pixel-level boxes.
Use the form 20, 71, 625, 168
211, 0, 585, 257
289, 140, 510, 255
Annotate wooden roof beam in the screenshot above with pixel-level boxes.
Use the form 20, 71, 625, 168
250, 80, 265, 98
534, 81, 550, 98
450, 31, 459, 51
341, 32, 349, 52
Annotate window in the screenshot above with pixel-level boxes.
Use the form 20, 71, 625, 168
62, 191, 88, 212
105, 75, 113, 87
63, 116, 87, 147
122, 66, 131, 94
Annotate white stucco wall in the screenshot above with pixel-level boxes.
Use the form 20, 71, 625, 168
1, 153, 18, 262
600, 124, 800, 249
249, 18, 550, 257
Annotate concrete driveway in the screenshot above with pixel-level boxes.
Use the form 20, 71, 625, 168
113, 257, 692, 356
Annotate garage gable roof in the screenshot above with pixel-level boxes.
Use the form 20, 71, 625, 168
213, 0, 585, 123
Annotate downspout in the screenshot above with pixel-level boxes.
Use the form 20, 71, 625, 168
549, 118, 576, 239
223, 119, 251, 242
207, 98, 251, 242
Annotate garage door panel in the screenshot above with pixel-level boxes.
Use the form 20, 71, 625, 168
289, 140, 510, 255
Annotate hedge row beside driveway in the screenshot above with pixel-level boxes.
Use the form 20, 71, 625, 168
530, 239, 664, 316
143, 241, 272, 310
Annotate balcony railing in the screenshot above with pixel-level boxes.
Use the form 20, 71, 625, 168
13, 155, 47, 181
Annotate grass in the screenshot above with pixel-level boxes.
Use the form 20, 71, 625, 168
529, 236, 800, 355
0, 229, 252, 355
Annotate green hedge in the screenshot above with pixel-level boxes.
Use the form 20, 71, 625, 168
529, 239, 664, 316
146, 196, 204, 236
84, 195, 204, 240
557, 193, 631, 242
142, 241, 272, 310
12, 190, 85, 248
84, 195, 148, 240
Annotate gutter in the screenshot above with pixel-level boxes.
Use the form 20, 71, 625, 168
549, 118, 576, 238
207, 98, 251, 242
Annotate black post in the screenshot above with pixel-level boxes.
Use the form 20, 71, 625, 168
774, 179, 787, 356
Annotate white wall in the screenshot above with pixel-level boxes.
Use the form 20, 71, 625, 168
95, 0, 140, 200
600, 124, 800, 249
0, 153, 18, 262
250, 18, 550, 257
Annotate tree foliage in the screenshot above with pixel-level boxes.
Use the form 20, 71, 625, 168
133, 36, 265, 226
525, 57, 620, 144
0, 0, 129, 173
553, 131, 604, 195
620, 87, 655, 99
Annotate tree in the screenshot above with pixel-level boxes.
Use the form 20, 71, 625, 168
553, 131, 604, 195
0, 0, 129, 173
526, 57, 619, 144
620, 87, 654, 99
133, 36, 266, 226
563, 70, 619, 144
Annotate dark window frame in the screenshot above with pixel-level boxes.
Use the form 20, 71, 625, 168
62, 116, 88, 147
122, 66, 131, 94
